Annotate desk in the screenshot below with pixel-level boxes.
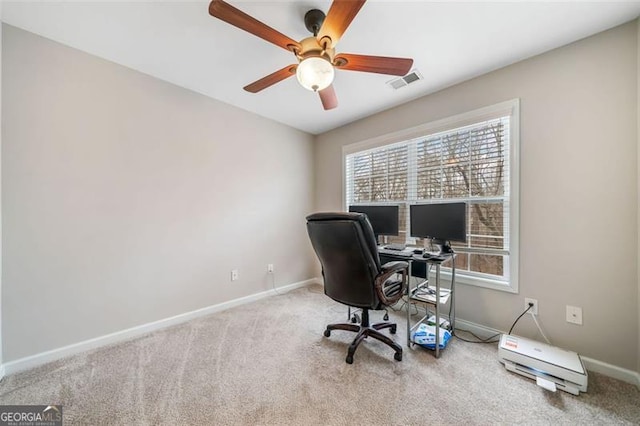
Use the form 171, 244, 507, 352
379, 248, 456, 358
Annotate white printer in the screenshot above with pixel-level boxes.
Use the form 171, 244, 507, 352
498, 334, 588, 395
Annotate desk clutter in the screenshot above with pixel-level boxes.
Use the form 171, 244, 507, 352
378, 245, 450, 262
410, 286, 452, 304
412, 323, 452, 350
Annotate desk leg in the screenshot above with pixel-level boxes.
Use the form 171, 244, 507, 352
435, 264, 440, 358
451, 260, 456, 332
406, 259, 412, 348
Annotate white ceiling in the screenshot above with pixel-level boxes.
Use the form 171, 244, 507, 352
3, 1, 640, 135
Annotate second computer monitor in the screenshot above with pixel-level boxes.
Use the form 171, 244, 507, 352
410, 202, 467, 246
348, 205, 399, 238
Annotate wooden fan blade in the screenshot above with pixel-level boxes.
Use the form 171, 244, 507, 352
317, 0, 366, 48
319, 85, 338, 110
243, 64, 297, 93
334, 53, 413, 76
209, 0, 300, 52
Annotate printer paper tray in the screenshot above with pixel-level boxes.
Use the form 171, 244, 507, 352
503, 359, 583, 395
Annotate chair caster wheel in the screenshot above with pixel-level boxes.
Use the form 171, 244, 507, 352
394, 352, 402, 362
351, 314, 360, 323
390, 325, 397, 334
383, 313, 389, 321
324, 329, 331, 337
346, 355, 354, 364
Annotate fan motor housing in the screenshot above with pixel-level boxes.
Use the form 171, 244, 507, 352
296, 37, 335, 63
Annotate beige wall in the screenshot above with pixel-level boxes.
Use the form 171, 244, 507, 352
1, 25, 316, 362
637, 17, 640, 376
316, 22, 639, 370
0, 10, 3, 371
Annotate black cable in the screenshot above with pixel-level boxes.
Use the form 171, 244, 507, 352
451, 305, 531, 345
391, 274, 420, 315
453, 329, 501, 344
508, 304, 533, 335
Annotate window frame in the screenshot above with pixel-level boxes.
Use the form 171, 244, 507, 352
342, 99, 520, 293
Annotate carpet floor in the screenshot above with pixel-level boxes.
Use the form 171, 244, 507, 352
1, 284, 639, 425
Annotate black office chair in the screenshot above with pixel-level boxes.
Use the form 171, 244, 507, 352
306, 212, 408, 364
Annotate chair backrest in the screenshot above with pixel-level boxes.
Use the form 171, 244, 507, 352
306, 212, 382, 309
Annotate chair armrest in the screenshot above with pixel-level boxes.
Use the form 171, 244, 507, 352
375, 261, 409, 306
381, 261, 409, 274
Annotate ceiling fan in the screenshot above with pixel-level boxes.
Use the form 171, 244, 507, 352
208, 0, 413, 110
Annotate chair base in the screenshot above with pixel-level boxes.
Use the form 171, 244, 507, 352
323, 309, 402, 364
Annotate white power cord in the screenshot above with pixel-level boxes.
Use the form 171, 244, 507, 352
530, 311, 551, 344
269, 270, 285, 295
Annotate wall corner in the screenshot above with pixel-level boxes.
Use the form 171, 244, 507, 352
0, 14, 5, 379
636, 16, 640, 379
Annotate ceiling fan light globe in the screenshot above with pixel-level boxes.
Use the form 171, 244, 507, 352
296, 57, 334, 92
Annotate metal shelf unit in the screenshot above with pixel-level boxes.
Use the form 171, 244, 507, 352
406, 253, 456, 358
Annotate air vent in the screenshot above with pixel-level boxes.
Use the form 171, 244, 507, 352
387, 69, 423, 90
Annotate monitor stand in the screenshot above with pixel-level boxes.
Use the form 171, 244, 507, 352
431, 239, 453, 254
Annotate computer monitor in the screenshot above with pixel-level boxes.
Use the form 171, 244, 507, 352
410, 202, 467, 253
348, 205, 399, 240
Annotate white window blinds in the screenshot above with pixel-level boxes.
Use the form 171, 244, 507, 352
345, 116, 512, 283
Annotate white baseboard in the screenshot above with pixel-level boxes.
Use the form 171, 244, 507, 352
452, 317, 640, 388
2, 278, 319, 376
0, 364, 5, 382
581, 356, 640, 388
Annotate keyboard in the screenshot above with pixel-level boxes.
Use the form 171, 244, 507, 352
385, 243, 406, 251
380, 249, 412, 258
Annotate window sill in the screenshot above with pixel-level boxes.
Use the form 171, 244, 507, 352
430, 268, 517, 293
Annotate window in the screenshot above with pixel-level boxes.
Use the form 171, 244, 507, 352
344, 100, 519, 292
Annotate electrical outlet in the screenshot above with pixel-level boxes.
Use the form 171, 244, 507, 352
566, 305, 583, 325
525, 298, 538, 315
267, 264, 274, 273
231, 269, 239, 281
